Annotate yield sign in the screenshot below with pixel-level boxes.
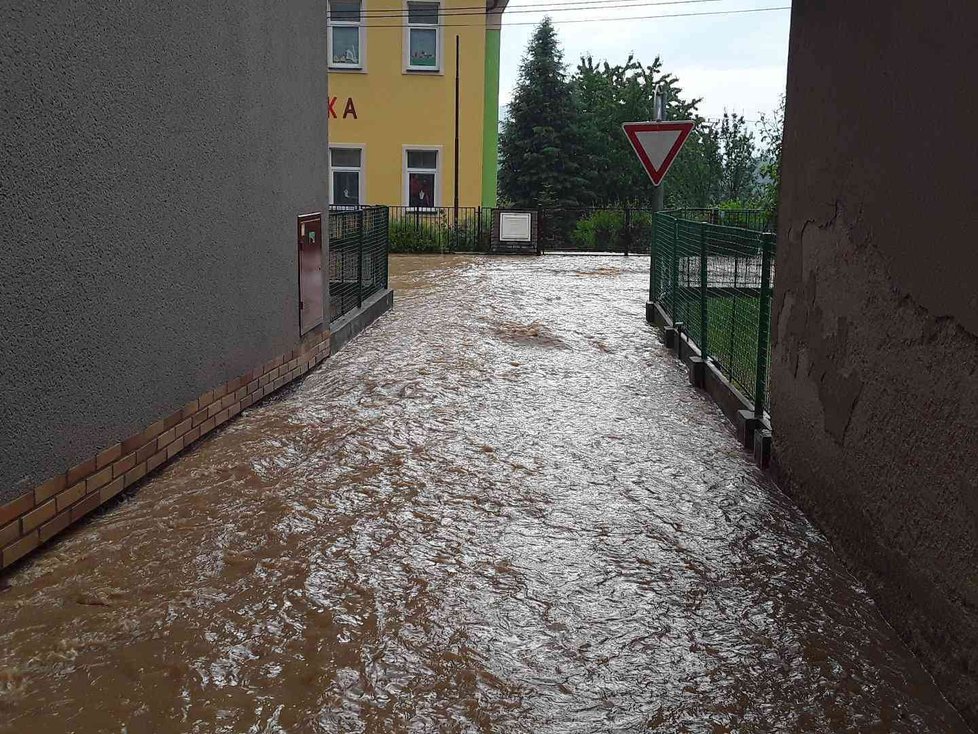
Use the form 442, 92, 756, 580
622, 121, 696, 186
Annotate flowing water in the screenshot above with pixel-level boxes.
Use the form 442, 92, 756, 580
0, 255, 968, 733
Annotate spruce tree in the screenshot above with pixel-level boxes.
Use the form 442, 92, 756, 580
498, 18, 588, 208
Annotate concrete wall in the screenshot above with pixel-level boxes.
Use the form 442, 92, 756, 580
0, 1, 329, 502
773, 3, 978, 725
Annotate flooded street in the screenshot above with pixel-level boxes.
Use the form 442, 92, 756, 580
0, 255, 967, 733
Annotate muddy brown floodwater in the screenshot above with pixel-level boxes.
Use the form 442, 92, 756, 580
0, 256, 969, 733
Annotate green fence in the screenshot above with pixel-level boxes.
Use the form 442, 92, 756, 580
650, 210, 775, 416
329, 206, 389, 323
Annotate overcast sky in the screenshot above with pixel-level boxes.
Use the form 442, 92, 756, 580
497, 0, 791, 125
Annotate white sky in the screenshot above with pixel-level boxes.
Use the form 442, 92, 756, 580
498, 0, 792, 124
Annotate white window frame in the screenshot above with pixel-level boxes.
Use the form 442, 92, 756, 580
328, 0, 365, 71
329, 144, 366, 207
403, 145, 442, 210
403, 0, 442, 73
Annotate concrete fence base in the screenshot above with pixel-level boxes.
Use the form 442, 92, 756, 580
646, 300, 771, 468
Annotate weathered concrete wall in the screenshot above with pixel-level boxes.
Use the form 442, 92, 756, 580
772, 2, 978, 725
0, 2, 329, 501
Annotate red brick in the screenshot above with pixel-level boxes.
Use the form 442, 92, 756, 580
228, 376, 243, 393
234, 386, 247, 402
38, 510, 71, 543
34, 474, 67, 504
214, 408, 231, 426
198, 389, 215, 408
145, 419, 165, 441
99, 476, 125, 503
213, 383, 228, 400
121, 430, 145, 455
241, 395, 255, 410
192, 408, 209, 427
247, 379, 259, 394
70, 493, 101, 523
112, 452, 137, 478
2, 531, 38, 568
0, 521, 19, 548
174, 418, 192, 439
163, 410, 183, 431
157, 427, 176, 449
181, 398, 199, 419
146, 449, 167, 473
200, 417, 216, 434
185, 426, 201, 444
207, 401, 222, 418
86, 466, 114, 494
259, 373, 271, 387
0, 493, 34, 527
55, 482, 86, 513
166, 436, 186, 460
219, 394, 235, 411
96, 443, 122, 469
136, 440, 158, 464
66, 457, 97, 486
21, 500, 55, 532
124, 462, 148, 488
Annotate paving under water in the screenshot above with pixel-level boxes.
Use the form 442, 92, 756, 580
0, 255, 967, 733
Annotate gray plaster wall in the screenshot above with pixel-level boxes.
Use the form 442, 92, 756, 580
0, 2, 329, 501
772, 2, 978, 725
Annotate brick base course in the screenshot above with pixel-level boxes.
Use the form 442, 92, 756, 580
0, 330, 331, 571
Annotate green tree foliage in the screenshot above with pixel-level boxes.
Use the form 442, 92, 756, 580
716, 112, 758, 203
500, 23, 773, 211
568, 54, 761, 209
498, 18, 588, 208
756, 95, 785, 224
573, 54, 708, 207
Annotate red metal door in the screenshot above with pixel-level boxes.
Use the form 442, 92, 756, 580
298, 213, 324, 334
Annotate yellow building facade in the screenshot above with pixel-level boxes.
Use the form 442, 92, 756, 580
327, 0, 506, 209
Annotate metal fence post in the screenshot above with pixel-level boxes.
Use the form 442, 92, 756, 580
649, 212, 657, 302
753, 233, 774, 416
623, 206, 631, 257
357, 208, 364, 309
671, 217, 679, 321
476, 206, 483, 252
382, 206, 389, 290
699, 222, 709, 360
729, 256, 738, 374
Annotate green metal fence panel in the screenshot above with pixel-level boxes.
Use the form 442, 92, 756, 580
329, 205, 389, 323
651, 210, 776, 417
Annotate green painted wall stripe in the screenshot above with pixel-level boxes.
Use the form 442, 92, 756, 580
481, 29, 501, 207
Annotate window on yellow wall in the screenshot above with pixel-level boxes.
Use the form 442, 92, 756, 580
329, 0, 363, 69
405, 148, 440, 209
405, 1, 440, 71
330, 146, 364, 206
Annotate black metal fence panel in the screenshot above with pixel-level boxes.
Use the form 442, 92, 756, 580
385, 206, 493, 253
536, 207, 656, 254
328, 205, 389, 323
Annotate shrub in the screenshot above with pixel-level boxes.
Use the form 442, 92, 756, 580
388, 216, 448, 253
571, 210, 623, 250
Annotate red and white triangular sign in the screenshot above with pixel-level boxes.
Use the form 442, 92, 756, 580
622, 120, 695, 186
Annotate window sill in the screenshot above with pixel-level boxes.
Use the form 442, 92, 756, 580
403, 67, 442, 75
329, 65, 366, 73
